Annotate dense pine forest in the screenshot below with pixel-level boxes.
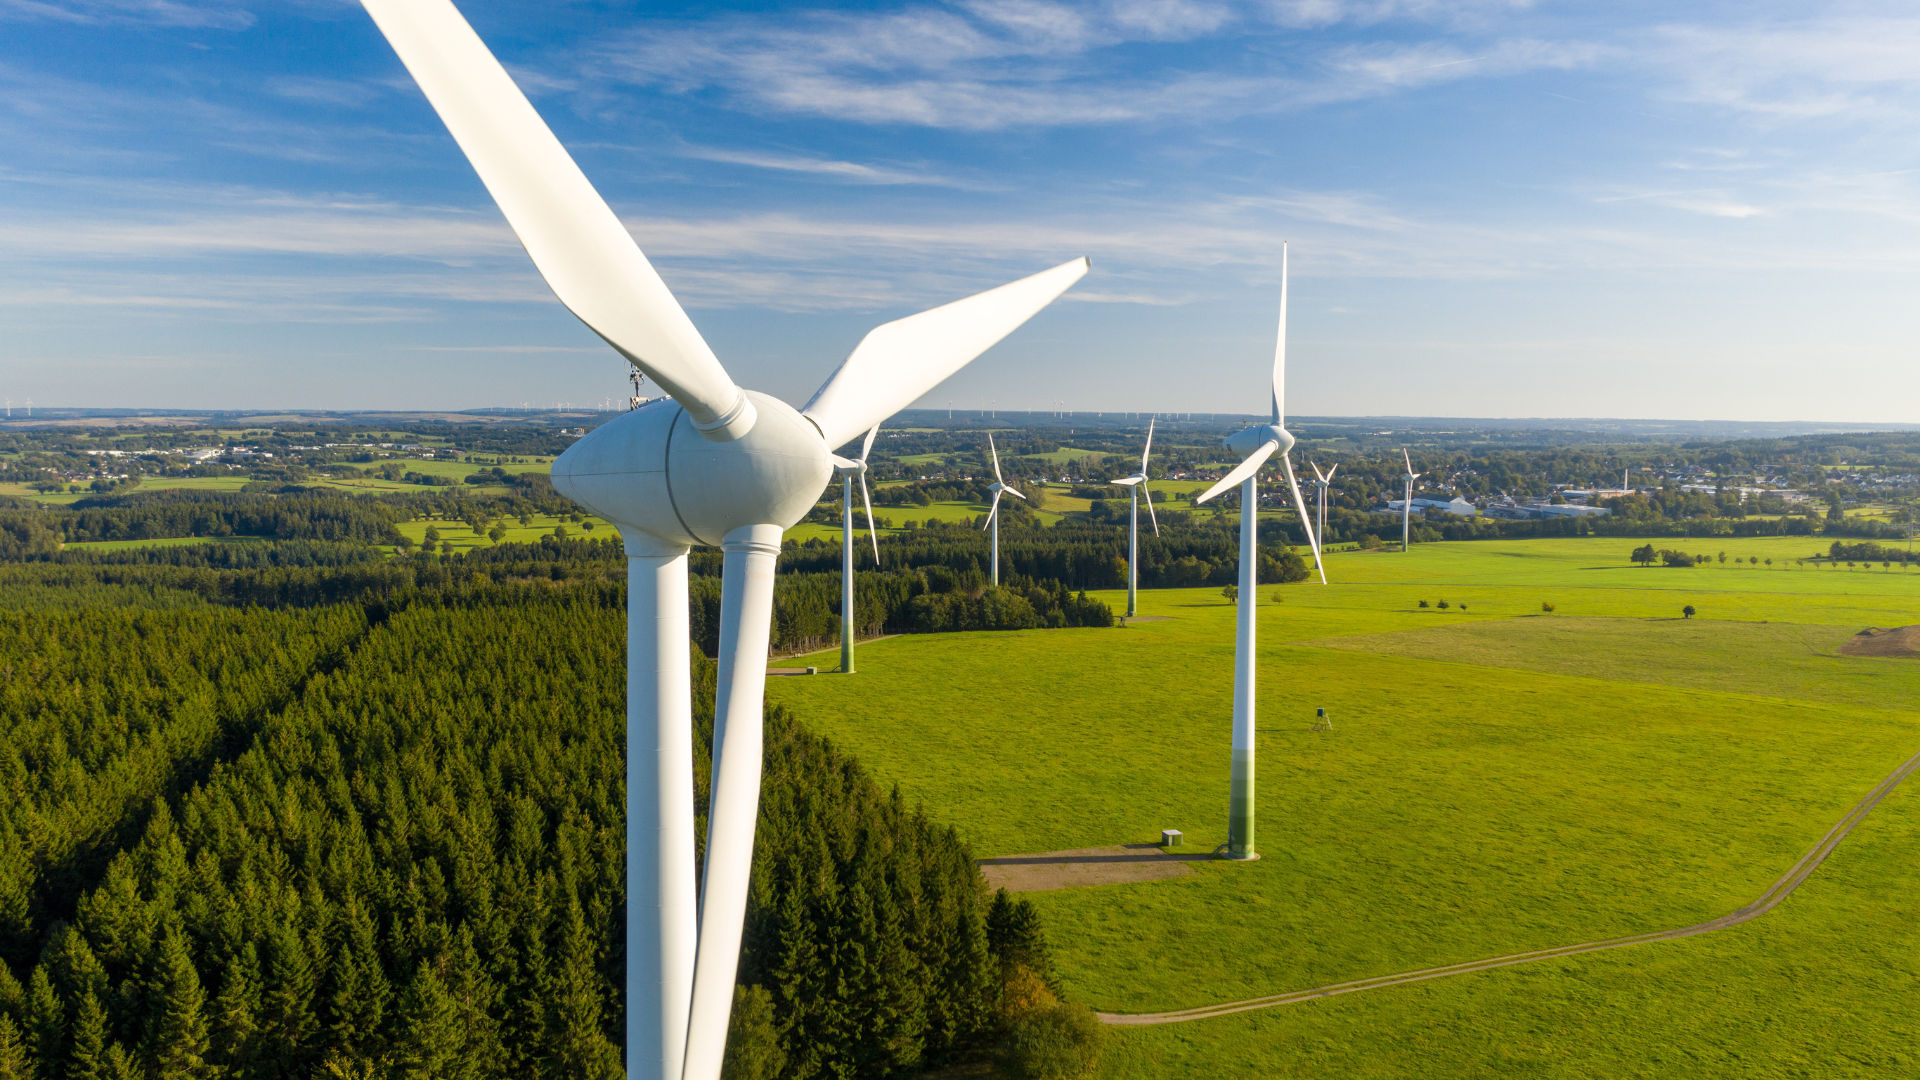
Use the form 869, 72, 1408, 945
0, 561, 1074, 1078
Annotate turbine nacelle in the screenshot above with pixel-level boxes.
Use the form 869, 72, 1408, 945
1226, 423, 1293, 460
552, 391, 833, 547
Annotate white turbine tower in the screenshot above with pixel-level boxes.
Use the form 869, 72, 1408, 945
1400, 449, 1421, 553
354, 4, 1088, 1078
981, 433, 1025, 586
1307, 460, 1337, 577
1112, 418, 1158, 618
1191, 242, 1324, 862
836, 426, 881, 674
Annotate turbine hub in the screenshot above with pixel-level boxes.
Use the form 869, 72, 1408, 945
552, 390, 833, 548
1224, 423, 1292, 459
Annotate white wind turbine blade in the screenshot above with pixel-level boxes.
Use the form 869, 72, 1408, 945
1282, 455, 1326, 585
988, 432, 1005, 485
801, 258, 1090, 448
359, 0, 748, 435
982, 489, 1002, 529
1309, 459, 1327, 484
1195, 441, 1279, 504
1270, 242, 1288, 424
1112, 476, 1143, 487
1326, 462, 1338, 482
858, 425, 879, 463
1005, 485, 1027, 501
1404, 448, 1415, 478
1144, 483, 1159, 536
860, 470, 879, 565
1142, 416, 1155, 473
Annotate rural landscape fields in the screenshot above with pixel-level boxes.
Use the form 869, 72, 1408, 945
0, 417, 1917, 1076
770, 539, 1920, 1076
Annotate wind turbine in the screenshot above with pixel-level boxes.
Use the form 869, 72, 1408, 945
1191, 242, 1324, 862
1307, 460, 1337, 577
354, 4, 1088, 1078
1400, 449, 1421, 553
1112, 418, 1158, 618
981, 433, 1025, 586
835, 426, 881, 674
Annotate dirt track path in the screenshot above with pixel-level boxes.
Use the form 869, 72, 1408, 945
1100, 743, 1920, 1027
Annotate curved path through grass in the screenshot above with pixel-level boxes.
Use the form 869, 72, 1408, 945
1100, 739, 1920, 1027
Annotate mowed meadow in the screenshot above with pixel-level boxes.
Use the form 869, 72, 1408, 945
767, 537, 1920, 1077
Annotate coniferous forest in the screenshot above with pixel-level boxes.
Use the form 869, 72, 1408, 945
0, 539, 1068, 1079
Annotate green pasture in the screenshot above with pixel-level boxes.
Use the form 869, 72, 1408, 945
766, 536, 1920, 1076
393, 511, 607, 553
1019, 447, 1112, 465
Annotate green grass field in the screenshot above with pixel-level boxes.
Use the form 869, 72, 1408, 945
766, 537, 1920, 1077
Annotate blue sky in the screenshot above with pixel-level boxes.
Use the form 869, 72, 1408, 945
5, 0, 1920, 420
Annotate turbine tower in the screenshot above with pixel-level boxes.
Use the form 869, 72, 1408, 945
1400, 449, 1421, 552
1112, 418, 1158, 618
836, 426, 881, 674
1192, 242, 1324, 862
354, 4, 1088, 1077
1308, 460, 1337, 576
981, 433, 1025, 585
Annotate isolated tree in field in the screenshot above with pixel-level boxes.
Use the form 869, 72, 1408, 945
1718, 551, 1726, 564
1766, 558, 1773, 567
488, 525, 506, 544
1221, 585, 1237, 603
1541, 601, 1555, 612
1682, 605, 1696, 619
423, 526, 440, 545
1631, 544, 1657, 567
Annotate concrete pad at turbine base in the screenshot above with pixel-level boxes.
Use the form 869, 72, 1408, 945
978, 844, 1207, 892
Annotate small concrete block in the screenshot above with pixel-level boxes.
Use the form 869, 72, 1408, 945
1161, 829, 1183, 847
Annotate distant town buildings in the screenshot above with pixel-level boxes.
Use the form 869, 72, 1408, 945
1386, 495, 1479, 517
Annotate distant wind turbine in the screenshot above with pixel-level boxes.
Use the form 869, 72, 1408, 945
1400, 449, 1421, 552
1308, 460, 1337, 578
1192, 242, 1324, 862
1112, 417, 1158, 618
981, 433, 1024, 586
834, 426, 881, 673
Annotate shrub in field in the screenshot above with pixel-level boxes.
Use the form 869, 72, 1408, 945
1542, 602, 1555, 612
997, 1002, 1104, 1080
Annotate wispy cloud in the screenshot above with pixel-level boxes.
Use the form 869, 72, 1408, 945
1647, 16, 1920, 123
587, 0, 1587, 129
0, 0, 251, 29
673, 144, 980, 188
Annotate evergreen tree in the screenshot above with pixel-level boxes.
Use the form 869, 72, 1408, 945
0, 1014, 30, 1080
25, 967, 62, 1080
261, 922, 317, 1074
323, 906, 389, 1064
391, 964, 460, 1080
545, 900, 619, 1080
443, 928, 500, 1078
145, 929, 211, 1079
209, 943, 261, 1078
65, 991, 108, 1080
